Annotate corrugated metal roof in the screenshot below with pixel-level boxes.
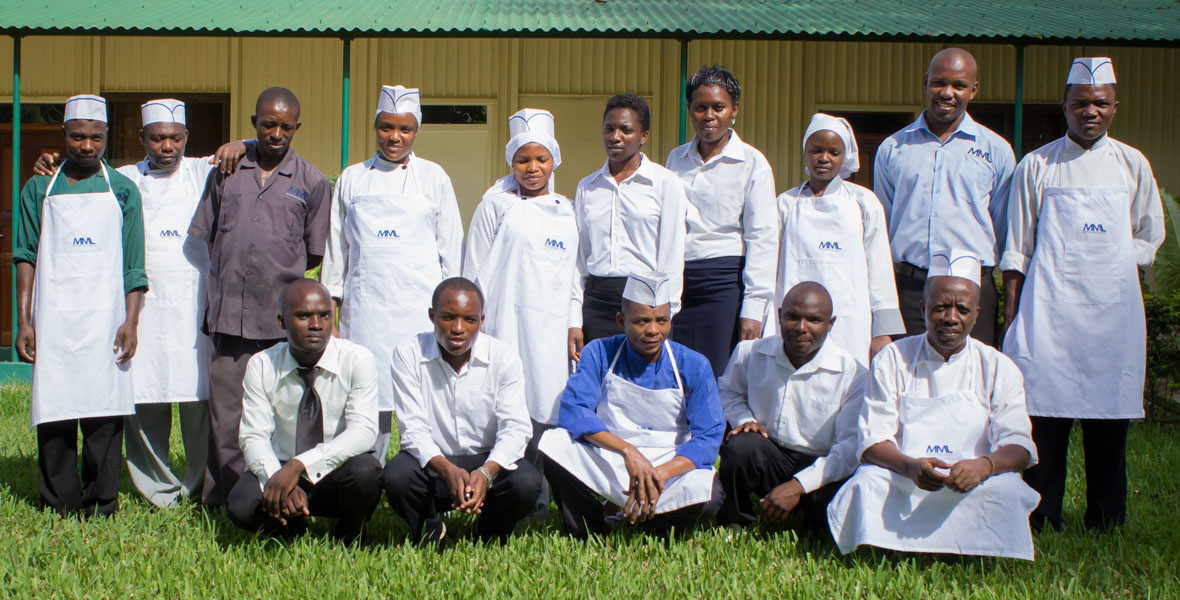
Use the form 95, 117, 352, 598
1, 0, 1177, 43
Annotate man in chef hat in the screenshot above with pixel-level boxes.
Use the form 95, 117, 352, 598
827, 249, 1041, 559
14, 94, 148, 516
322, 84, 463, 466
1001, 57, 1164, 532
540, 271, 725, 538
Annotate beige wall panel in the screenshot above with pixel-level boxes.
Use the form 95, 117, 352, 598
0, 36, 97, 98
519, 38, 662, 96
101, 36, 231, 92
237, 38, 342, 175
374, 38, 507, 99
412, 123, 493, 226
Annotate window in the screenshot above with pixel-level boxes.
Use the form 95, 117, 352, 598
421, 105, 488, 125
970, 103, 1067, 158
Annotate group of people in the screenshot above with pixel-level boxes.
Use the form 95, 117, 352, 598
14, 46, 1163, 559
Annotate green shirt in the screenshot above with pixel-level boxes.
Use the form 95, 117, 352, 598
14, 161, 148, 294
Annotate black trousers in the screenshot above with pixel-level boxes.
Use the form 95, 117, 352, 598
543, 455, 722, 539
1023, 416, 1130, 531
895, 263, 998, 347
717, 432, 842, 532
525, 420, 557, 513
581, 276, 628, 344
382, 451, 541, 543
673, 256, 744, 378
205, 334, 282, 506
36, 416, 124, 517
226, 453, 382, 543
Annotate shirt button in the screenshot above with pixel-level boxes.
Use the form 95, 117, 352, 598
243, 304, 249, 309
252, 216, 260, 222
248, 242, 255, 248
246, 269, 253, 275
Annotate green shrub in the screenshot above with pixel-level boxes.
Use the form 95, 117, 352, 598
1144, 290, 1180, 423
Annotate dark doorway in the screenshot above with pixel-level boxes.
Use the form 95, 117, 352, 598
102, 92, 230, 168
825, 111, 915, 190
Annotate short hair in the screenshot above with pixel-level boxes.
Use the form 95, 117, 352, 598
279, 278, 329, 316
431, 277, 484, 311
604, 94, 651, 133
255, 86, 301, 116
685, 64, 741, 105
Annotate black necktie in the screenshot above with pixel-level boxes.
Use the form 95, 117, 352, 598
296, 366, 324, 454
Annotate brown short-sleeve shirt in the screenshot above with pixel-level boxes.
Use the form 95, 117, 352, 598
189, 147, 331, 340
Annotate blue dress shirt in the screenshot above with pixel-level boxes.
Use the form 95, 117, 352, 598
873, 112, 1015, 268
558, 334, 724, 469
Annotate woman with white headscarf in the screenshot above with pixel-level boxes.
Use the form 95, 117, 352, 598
771, 113, 903, 365
463, 108, 578, 499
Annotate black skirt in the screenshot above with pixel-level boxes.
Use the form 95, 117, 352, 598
581, 275, 628, 344
672, 256, 744, 377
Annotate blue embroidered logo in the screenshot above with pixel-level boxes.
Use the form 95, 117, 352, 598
545, 238, 567, 250
376, 229, 400, 239
1083, 223, 1107, 233
285, 187, 309, 202
159, 229, 182, 238
818, 241, 842, 251
926, 444, 953, 454
72, 237, 95, 246
966, 147, 992, 163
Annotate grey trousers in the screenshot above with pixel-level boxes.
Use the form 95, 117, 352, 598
125, 401, 209, 508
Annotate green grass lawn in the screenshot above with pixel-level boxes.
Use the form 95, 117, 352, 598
0, 384, 1177, 599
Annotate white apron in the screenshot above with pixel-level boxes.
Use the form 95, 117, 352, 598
471, 193, 578, 425
827, 342, 1040, 560
1002, 143, 1143, 419
125, 163, 209, 404
338, 164, 444, 411
31, 165, 135, 426
539, 341, 716, 513
772, 186, 873, 362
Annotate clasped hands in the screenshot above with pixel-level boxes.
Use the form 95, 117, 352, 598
434, 459, 498, 515
261, 459, 310, 526
619, 445, 676, 525
907, 456, 993, 493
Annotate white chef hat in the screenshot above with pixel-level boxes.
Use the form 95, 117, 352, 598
928, 249, 981, 284
505, 108, 562, 168
376, 85, 422, 126
622, 271, 673, 307
1066, 57, 1116, 86
64, 94, 107, 123
802, 113, 859, 179
141, 99, 186, 126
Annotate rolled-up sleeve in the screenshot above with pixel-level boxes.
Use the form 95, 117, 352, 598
119, 185, 148, 293
295, 349, 380, 483
999, 156, 1041, 274
675, 353, 724, 468
391, 345, 444, 468
488, 352, 531, 471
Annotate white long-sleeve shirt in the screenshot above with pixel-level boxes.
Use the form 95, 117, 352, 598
666, 132, 778, 321
321, 152, 463, 298
239, 338, 379, 487
391, 331, 531, 470
719, 337, 867, 492
858, 336, 1038, 465
571, 154, 688, 324
1000, 135, 1164, 273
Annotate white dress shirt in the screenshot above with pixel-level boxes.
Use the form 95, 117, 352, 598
719, 337, 867, 492
858, 335, 1038, 464
873, 112, 1016, 267
321, 152, 463, 298
239, 337, 379, 487
391, 331, 531, 470
666, 132, 778, 321
571, 153, 688, 323
1000, 135, 1164, 273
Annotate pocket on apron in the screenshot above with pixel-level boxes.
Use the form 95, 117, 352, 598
1061, 242, 1120, 305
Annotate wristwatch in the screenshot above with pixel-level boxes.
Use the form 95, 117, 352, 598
477, 466, 495, 488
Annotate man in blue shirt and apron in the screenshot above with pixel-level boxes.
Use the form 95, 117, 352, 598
540, 271, 724, 538
14, 94, 148, 517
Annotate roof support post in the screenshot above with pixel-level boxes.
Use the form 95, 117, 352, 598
340, 35, 352, 172
678, 38, 689, 145
10, 34, 20, 362
1014, 43, 1025, 159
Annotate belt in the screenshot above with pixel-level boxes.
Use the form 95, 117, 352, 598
895, 262, 994, 280
586, 274, 627, 292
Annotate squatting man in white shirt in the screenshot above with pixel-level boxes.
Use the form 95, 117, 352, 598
382, 277, 540, 545
717, 281, 868, 533
229, 279, 382, 544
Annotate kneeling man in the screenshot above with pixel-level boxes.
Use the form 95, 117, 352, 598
718, 281, 867, 531
541, 272, 724, 538
230, 279, 381, 543
827, 251, 1040, 560
382, 278, 540, 544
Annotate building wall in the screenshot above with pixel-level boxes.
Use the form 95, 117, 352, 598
2, 35, 1177, 223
